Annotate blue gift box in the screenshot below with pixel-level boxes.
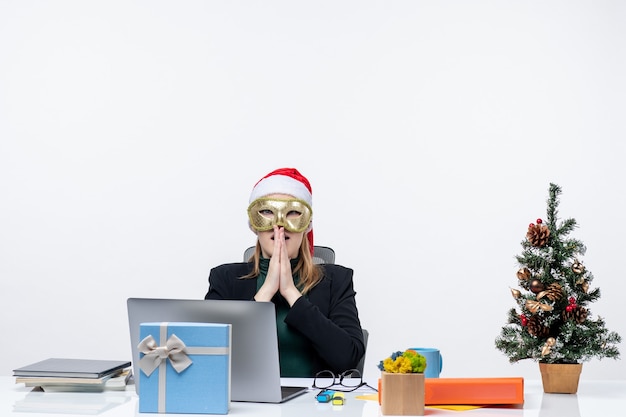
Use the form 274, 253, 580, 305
138, 322, 231, 414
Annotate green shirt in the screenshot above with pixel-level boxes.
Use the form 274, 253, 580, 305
257, 258, 315, 377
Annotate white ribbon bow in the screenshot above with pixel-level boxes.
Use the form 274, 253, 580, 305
138, 334, 192, 376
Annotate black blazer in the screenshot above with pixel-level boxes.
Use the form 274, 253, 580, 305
205, 262, 365, 374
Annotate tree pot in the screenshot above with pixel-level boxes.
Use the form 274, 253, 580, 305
538, 362, 583, 394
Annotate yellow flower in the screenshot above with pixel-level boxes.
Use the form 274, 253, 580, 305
379, 350, 427, 373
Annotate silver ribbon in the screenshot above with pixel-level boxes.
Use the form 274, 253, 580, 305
138, 333, 192, 377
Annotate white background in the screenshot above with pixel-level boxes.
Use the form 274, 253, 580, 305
1, 0, 625, 381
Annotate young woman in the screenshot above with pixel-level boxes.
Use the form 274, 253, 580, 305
205, 167, 365, 377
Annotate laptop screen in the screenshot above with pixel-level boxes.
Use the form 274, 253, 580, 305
126, 298, 307, 403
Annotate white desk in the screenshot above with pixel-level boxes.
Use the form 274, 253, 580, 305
2, 376, 625, 417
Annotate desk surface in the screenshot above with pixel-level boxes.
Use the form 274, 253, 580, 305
2, 376, 625, 417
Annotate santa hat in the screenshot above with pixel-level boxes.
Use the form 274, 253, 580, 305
249, 167, 314, 255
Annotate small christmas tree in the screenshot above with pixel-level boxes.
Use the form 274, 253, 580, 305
495, 183, 621, 364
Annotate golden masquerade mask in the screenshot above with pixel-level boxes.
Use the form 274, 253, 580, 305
247, 197, 312, 233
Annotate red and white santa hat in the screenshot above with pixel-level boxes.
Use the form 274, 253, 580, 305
249, 167, 314, 254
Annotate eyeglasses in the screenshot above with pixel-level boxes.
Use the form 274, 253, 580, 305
312, 369, 376, 393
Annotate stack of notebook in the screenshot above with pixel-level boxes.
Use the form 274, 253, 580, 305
13, 358, 132, 392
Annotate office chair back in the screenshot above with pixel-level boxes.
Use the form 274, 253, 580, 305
243, 245, 335, 264
355, 328, 369, 375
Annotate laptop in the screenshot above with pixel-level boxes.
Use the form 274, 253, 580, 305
126, 298, 309, 403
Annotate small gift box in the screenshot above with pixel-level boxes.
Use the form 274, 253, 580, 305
138, 322, 231, 414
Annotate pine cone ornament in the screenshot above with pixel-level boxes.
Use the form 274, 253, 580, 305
562, 306, 588, 324
537, 283, 564, 302
526, 316, 550, 337
527, 223, 550, 247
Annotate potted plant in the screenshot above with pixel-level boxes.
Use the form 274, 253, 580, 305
377, 349, 427, 415
495, 183, 621, 393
